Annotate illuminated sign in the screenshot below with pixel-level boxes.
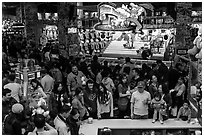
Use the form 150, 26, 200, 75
94, 2, 147, 31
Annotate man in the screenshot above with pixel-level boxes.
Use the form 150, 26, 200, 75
67, 65, 86, 96
2, 88, 18, 122
120, 57, 135, 82
129, 68, 142, 90
3, 103, 24, 135
54, 105, 72, 135
4, 73, 22, 103
131, 81, 151, 119
28, 114, 57, 135
40, 69, 55, 94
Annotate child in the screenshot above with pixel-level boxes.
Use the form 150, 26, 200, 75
176, 101, 191, 123
151, 92, 166, 124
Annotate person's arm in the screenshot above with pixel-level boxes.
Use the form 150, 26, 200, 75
118, 84, 130, 97
38, 87, 47, 98
177, 84, 185, 96
187, 109, 191, 123
109, 92, 114, 117
67, 74, 72, 95
97, 98, 101, 119
176, 107, 182, 120
13, 121, 22, 135
130, 93, 135, 119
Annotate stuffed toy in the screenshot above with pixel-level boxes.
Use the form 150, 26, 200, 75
188, 27, 202, 59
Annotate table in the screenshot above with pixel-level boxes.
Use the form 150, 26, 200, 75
79, 119, 201, 135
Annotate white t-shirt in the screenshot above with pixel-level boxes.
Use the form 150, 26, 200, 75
4, 83, 22, 102
131, 90, 151, 115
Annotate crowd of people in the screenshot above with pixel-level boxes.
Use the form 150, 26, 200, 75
2, 33, 202, 135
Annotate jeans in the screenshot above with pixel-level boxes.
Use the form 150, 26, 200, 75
153, 109, 163, 121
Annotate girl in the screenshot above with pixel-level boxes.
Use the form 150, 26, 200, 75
148, 75, 159, 99
30, 79, 47, 102
48, 83, 69, 119
158, 84, 172, 120
151, 92, 166, 124
117, 74, 131, 118
83, 79, 98, 119
72, 87, 89, 121
97, 83, 114, 119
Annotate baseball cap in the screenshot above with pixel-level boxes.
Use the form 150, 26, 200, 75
12, 103, 24, 114
137, 81, 145, 88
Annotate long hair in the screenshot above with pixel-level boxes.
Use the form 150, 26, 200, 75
98, 83, 109, 104
30, 79, 43, 91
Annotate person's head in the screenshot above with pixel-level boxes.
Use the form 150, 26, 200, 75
8, 73, 16, 82
132, 68, 140, 77
93, 55, 98, 62
30, 79, 42, 89
71, 65, 78, 75
175, 62, 184, 71
154, 92, 161, 101
34, 114, 45, 129
183, 101, 190, 109
86, 79, 94, 90
70, 108, 80, 120
156, 60, 163, 66
125, 57, 130, 63
59, 105, 72, 119
99, 83, 108, 93
177, 77, 184, 84
151, 75, 158, 83
104, 60, 108, 66
137, 81, 145, 93
75, 87, 84, 99
2, 88, 12, 101
121, 74, 128, 84
53, 82, 63, 94
158, 84, 169, 95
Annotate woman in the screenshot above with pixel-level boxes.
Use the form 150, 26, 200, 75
170, 77, 186, 116
158, 84, 172, 120
48, 83, 69, 119
148, 75, 159, 99
117, 74, 131, 118
97, 83, 114, 119
30, 79, 47, 108
72, 87, 88, 120
67, 108, 81, 135
83, 79, 98, 119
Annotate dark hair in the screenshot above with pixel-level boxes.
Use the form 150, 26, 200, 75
53, 82, 65, 94
154, 92, 161, 100
75, 87, 83, 96
183, 100, 190, 105
178, 76, 185, 82
34, 114, 45, 129
2, 88, 12, 96
70, 108, 79, 116
98, 83, 109, 104
30, 79, 44, 90
175, 63, 183, 70
125, 57, 130, 63
8, 73, 16, 81
59, 105, 72, 114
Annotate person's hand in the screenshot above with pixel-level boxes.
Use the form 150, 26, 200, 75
142, 99, 148, 105
131, 114, 134, 119
98, 115, 101, 119
88, 107, 92, 111
175, 118, 180, 121
187, 120, 191, 123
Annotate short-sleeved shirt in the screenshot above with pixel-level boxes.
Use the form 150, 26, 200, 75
67, 71, 85, 90
131, 90, 151, 115
4, 83, 22, 102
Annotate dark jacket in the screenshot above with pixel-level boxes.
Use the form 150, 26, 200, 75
67, 116, 80, 135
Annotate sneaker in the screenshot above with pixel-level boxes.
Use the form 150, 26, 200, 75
152, 120, 156, 123
160, 120, 164, 124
